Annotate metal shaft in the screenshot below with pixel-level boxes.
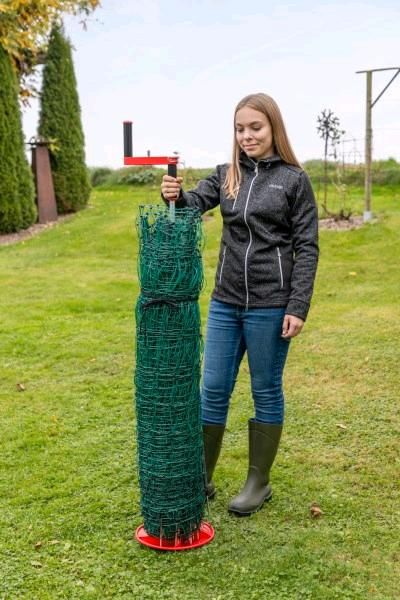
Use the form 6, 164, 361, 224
168, 163, 177, 223
364, 71, 372, 221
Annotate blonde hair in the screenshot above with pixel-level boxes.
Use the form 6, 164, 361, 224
223, 93, 301, 199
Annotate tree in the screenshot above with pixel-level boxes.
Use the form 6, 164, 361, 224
0, 44, 36, 233
38, 24, 90, 213
316, 109, 345, 215
0, 0, 99, 100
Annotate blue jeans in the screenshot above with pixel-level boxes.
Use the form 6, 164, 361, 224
201, 299, 291, 425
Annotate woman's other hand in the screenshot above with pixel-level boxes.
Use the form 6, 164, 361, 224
161, 175, 183, 201
282, 314, 304, 338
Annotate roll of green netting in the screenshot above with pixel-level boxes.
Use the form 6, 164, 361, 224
134, 205, 206, 540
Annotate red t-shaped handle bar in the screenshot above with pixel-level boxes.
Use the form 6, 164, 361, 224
123, 121, 178, 176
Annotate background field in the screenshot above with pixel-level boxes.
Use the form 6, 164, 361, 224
1, 182, 399, 599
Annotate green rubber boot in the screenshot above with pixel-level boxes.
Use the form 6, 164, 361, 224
203, 423, 225, 499
228, 420, 283, 516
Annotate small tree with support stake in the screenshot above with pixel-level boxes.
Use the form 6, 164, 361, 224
316, 109, 345, 217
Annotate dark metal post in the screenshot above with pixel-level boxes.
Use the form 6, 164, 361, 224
123, 121, 133, 158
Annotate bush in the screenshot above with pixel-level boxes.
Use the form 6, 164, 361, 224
85, 166, 215, 189
304, 158, 400, 187
0, 45, 36, 233
38, 24, 90, 213
118, 170, 156, 185
89, 167, 114, 187
91, 167, 164, 188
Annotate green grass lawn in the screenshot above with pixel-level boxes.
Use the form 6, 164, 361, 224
1, 184, 399, 599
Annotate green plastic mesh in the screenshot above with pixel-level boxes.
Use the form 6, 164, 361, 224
134, 205, 206, 540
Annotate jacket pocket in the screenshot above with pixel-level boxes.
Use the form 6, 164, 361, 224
276, 247, 284, 289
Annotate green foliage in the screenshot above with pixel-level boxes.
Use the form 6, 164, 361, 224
87, 165, 215, 188
17, 113, 37, 229
180, 167, 214, 187
370, 159, 400, 185
118, 169, 156, 185
304, 158, 400, 187
89, 161, 400, 194
88, 166, 113, 187
0, 0, 100, 101
38, 24, 90, 214
0, 44, 36, 233
0, 46, 20, 232
109, 167, 162, 187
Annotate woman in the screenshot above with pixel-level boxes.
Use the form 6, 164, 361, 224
161, 92, 319, 516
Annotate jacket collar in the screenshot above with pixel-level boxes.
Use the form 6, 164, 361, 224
239, 150, 282, 170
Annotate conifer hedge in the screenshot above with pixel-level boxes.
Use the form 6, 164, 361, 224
38, 25, 90, 213
0, 45, 36, 234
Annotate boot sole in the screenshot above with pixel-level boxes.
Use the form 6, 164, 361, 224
228, 491, 272, 517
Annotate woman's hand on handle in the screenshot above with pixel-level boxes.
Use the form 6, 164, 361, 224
161, 175, 183, 201
282, 314, 304, 339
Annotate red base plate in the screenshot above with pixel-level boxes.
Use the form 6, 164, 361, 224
135, 521, 215, 551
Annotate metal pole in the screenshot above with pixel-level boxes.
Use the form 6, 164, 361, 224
123, 121, 133, 157
364, 71, 372, 222
168, 162, 177, 223
356, 66, 400, 223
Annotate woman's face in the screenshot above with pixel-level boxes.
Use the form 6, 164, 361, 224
235, 106, 274, 160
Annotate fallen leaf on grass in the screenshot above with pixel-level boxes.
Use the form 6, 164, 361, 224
310, 502, 324, 518
34, 541, 42, 550
16, 383, 26, 391
348, 272, 357, 276
336, 423, 347, 430
48, 539, 60, 545
30, 560, 42, 568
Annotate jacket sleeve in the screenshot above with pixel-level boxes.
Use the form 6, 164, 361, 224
162, 166, 222, 214
286, 171, 319, 321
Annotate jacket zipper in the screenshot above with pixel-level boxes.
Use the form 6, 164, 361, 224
219, 246, 227, 285
232, 190, 239, 211
243, 163, 259, 308
277, 247, 284, 289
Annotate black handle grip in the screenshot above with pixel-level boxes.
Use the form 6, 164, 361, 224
123, 121, 132, 157
168, 163, 177, 178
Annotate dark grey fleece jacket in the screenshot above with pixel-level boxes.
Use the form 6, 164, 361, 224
171, 152, 319, 321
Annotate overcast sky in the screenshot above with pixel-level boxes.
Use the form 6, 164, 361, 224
22, 0, 400, 169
